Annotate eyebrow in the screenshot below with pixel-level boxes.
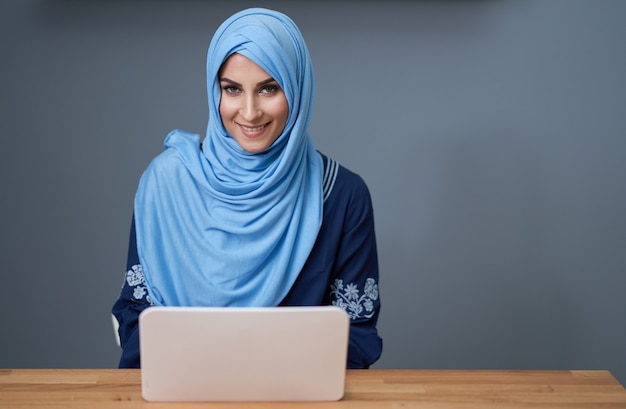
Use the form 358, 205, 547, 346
219, 77, 277, 87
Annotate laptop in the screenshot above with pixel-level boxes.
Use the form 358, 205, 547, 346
138, 305, 350, 402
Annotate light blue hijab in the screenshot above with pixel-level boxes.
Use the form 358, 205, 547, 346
134, 8, 323, 307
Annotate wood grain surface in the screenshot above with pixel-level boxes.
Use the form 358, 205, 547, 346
1, 369, 625, 408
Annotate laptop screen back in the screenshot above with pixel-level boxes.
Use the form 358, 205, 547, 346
139, 306, 349, 402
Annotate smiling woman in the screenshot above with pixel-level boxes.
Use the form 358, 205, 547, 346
218, 53, 289, 153
111, 7, 382, 370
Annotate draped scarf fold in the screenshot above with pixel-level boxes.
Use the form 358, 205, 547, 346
134, 8, 323, 307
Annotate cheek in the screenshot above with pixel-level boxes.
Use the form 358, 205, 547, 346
272, 98, 289, 126
218, 99, 235, 120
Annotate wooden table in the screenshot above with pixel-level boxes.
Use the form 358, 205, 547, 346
1, 369, 625, 408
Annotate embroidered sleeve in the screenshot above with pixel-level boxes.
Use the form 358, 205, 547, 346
330, 278, 379, 320
125, 264, 152, 305
112, 215, 151, 368
323, 163, 382, 368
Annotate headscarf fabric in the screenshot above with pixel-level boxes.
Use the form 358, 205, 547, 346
134, 8, 323, 307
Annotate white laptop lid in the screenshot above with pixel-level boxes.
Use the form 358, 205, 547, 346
139, 306, 349, 402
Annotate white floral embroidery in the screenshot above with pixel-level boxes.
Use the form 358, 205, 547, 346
133, 286, 147, 300
126, 264, 144, 286
330, 278, 379, 320
126, 264, 151, 304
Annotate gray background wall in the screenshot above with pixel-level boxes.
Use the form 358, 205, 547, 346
1, 0, 625, 383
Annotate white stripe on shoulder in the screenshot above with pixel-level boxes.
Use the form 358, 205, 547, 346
322, 157, 339, 202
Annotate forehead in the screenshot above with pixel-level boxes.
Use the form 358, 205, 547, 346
219, 53, 273, 81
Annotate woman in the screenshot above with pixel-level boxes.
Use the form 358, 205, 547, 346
112, 8, 382, 369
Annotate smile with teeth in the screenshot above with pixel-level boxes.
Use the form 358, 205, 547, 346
238, 122, 269, 133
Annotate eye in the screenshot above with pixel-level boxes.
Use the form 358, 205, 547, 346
221, 85, 241, 95
259, 84, 280, 95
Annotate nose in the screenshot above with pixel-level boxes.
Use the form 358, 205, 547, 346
240, 94, 262, 122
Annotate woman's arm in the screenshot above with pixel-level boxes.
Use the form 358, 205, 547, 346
111, 216, 151, 368
328, 172, 383, 369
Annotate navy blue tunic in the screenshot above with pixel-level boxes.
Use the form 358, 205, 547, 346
112, 154, 382, 368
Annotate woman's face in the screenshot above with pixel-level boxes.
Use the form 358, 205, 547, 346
218, 53, 289, 153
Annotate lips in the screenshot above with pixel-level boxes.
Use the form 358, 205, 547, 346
239, 123, 267, 132
237, 122, 270, 138
237, 122, 270, 133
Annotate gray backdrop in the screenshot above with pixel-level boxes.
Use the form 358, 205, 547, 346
1, 0, 625, 383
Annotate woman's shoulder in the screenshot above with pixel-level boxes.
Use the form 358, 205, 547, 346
318, 152, 372, 205
143, 130, 202, 175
